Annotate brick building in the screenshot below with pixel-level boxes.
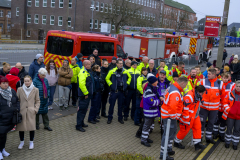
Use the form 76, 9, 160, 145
0, 0, 11, 35
162, 0, 197, 31
11, 0, 164, 40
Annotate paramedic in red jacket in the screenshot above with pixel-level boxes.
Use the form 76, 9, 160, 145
225, 81, 240, 150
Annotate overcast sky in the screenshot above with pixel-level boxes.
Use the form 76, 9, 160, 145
175, 0, 239, 25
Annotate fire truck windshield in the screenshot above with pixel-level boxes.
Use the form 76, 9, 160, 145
47, 36, 74, 57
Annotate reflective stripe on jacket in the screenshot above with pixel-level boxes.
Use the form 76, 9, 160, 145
70, 64, 80, 83
78, 68, 93, 96
137, 74, 148, 94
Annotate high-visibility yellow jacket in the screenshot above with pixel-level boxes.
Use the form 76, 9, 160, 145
78, 68, 93, 96
70, 64, 80, 83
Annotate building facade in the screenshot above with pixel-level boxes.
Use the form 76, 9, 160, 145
162, 0, 196, 31
11, 0, 163, 40
0, 0, 11, 35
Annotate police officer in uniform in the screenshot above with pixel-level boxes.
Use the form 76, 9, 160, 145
76, 60, 93, 132
124, 61, 140, 121
106, 59, 131, 124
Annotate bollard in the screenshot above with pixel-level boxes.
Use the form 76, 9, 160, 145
163, 119, 171, 160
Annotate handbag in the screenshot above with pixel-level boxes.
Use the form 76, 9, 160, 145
12, 109, 22, 124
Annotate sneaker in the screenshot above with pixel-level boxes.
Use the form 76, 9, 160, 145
18, 141, 24, 149
11, 128, 16, 132
2, 148, 10, 157
174, 142, 185, 149
29, 141, 34, 150
0, 152, 3, 160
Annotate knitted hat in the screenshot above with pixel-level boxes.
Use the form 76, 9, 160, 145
224, 66, 230, 72
172, 71, 179, 78
77, 53, 83, 59
207, 62, 212, 68
234, 55, 238, 59
112, 57, 117, 60
173, 61, 178, 66
9, 67, 19, 76
147, 76, 158, 84
147, 73, 155, 79
131, 61, 138, 66
36, 54, 43, 60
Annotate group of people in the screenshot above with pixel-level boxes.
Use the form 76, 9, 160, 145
0, 47, 240, 160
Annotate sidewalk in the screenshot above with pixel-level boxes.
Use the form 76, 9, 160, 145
0, 44, 44, 50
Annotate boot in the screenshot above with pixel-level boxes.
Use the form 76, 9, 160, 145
159, 155, 174, 160
2, 148, 10, 157
195, 143, 206, 151
233, 145, 238, 150
135, 131, 141, 138
225, 143, 229, 148
29, 141, 34, 150
141, 141, 151, 147
213, 134, 218, 139
18, 141, 24, 149
206, 139, 216, 144
219, 136, 225, 142
174, 142, 185, 149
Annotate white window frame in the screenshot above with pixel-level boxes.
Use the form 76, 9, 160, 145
100, 3, 104, 12
34, 14, 39, 24
0, 10, 3, 17
150, 0, 151, 7
27, 30, 31, 37
59, 0, 64, 8
147, 0, 149, 7
50, 15, 55, 25
43, 0, 47, 7
99, 20, 103, 29
109, 4, 112, 13
141, 0, 144, 5
117, 6, 120, 15
112, 25, 115, 31
140, 11, 142, 19
94, 19, 98, 29
90, 19, 93, 29
105, 3, 108, 13
58, 16, 63, 26
51, 0, 55, 7
6, 11, 11, 18
144, 0, 146, 6
143, 11, 145, 19
27, 0, 32, 6
68, 17, 71, 27
95, 2, 99, 11
35, 0, 39, 7
27, 14, 31, 23
155, 1, 156, 8
42, 15, 46, 24
16, 7, 19, 16
132, 0, 134, 3
91, 0, 94, 7
69, 0, 72, 8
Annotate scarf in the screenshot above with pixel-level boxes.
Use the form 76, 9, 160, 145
38, 74, 48, 99
50, 65, 55, 70
235, 90, 240, 95
22, 82, 34, 98
0, 86, 12, 107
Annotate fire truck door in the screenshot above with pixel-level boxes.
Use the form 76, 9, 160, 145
156, 40, 165, 58
123, 37, 141, 58
148, 40, 158, 59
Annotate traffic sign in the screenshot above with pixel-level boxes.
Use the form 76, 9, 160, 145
204, 16, 221, 37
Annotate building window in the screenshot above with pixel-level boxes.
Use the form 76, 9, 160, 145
99, 20, 102, 29
117, 6, 120, 15
95, 2, 99, 11
43, 0, 47, 7
141, 0, 143, 5
51, 0, 55, 7
100, 3, 104, 12
68, 17, 71, 27
34, 14, 39, 24
90, 19, 93, 29
105, 4, 108, 13
132, 0, 134, 3
94, 19, 98, 29
112, 25, 115, 31
144, 0, 146, 6
27, 0, 32, 6
59, 0, 64, 8
69, 0, 72, 8
50, 15, 55, 25
35, 0, 39, 7
155, 1, 156, 8
27, 14, 31, 23
58, 16, 63, 26
109, 4, 112, 13
16, 7, 19, 16
42, 15, 46, 24
147, 0, 149, 6
0, 10, 3, 17
27, 30, 31, 37
138, 0, 141, 4
91, 0, 94, 6
150, 0, 151, 7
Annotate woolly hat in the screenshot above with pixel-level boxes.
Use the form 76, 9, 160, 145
36, 54, 43, 60
172, 71, 179, 78
224, 66, 230, 72
0, 75, 9, 83
112, 57, 117, 60
9, 67, 19, 76
173, 61, 178, 66
147, 76, 158, 84
207, 62, 212, 68
147, 73, 155, 79
234, 55, 238, 59
77, 53, 83, 59
131, 61, 138, 66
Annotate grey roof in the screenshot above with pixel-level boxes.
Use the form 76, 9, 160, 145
0, 0, 11, 8
228, 23, 240, 30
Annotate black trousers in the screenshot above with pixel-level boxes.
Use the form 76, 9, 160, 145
123, 89, 137, 119
99, 86, 108, 116
0, 133, 7, 152
71, 83, 78, 106
76, 96, 91, 129
19, 131, 35, 141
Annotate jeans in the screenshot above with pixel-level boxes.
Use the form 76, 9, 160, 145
48, 86, 56, 106
59, 85, 70, 107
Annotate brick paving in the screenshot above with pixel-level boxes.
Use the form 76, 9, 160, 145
3, 103, 240, 160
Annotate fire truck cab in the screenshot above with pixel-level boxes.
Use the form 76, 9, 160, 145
118, 28, 178, 63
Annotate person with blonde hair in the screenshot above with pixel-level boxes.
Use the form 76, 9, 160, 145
0, 62, 11, 77
16, 75, 40, 150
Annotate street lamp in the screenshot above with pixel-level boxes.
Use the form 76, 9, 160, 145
90, 5, 95, 32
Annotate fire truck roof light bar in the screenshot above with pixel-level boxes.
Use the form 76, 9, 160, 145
145, 28, 175, 33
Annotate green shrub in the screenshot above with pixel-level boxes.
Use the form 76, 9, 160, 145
81, 151, 155, 160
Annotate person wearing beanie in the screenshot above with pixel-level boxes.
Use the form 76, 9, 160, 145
171, 71, 179, 84
6, 67, 21, 92
141, 76, 160, 147
230, 55, 240, 82
29, 54, 45, 79
109, 57, 117, 70
228, 54, 235, 65
123, 59, 140, 121
58, 60, 73, 111
75, 53, 83, 69
202, 62, 213, 79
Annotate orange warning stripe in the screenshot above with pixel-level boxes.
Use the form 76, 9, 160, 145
189, 38, 197, 55
44, 52, 72, 68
